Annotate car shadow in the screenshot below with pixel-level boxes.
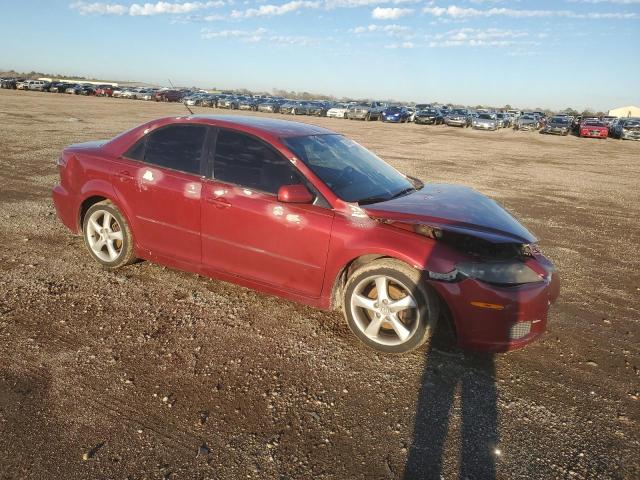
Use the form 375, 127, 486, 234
403, 324, 499, 479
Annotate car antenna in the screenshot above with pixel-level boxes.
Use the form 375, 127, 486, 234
168, 78, 194, 116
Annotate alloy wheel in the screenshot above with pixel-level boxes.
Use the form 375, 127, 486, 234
349, 274, 420, 346
86, 209, 124, 262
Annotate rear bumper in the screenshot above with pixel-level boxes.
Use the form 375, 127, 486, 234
52, 184, 80, 234
430, 267, 560, 352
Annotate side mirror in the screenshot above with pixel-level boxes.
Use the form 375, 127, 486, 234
277, 184, 314, 204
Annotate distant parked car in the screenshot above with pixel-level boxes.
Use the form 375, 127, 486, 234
515, 115, 539, 131
26, 80, 49, 91
257, 101, 281, 113
347, 102, 386, 121
472, 113, 498, 131
496, 113, 511, 129
76, 85, 96, 96
380, 106, 411, 123
406, 107, 417, 122
238, 97, 258, 111
1, 78, 19, 89
443, 109, 468, 127
600, 115, 617, 128
542, 117, 571, 136
326, 103, 351, 119
48, 82, 70, 93
95, 85, 114, 97
579, 120, 608, 139
415, 108, 444, 125
217, 96, 240, 109
153, 90, 184, 102
307, 102, 328, 117
280, 102, 310, 115
611, 117, 640, 140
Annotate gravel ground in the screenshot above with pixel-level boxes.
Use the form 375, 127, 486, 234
0, 89, 638, 480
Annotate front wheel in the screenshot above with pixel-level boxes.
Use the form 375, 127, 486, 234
343, 259, 439, 354
83, 201, 136, 270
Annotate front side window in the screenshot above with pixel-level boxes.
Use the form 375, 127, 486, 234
283, 134, 413, 204
213, 130, 301, 194
137, 125, 206, 175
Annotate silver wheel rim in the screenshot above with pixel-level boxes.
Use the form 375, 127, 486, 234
350, 275, 420, 346
86, 210, 124, 262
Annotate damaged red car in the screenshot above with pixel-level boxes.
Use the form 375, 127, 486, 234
52, 115, 559, 353
580, 119, 609, 139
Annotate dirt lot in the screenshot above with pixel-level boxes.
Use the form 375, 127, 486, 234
0, 89, 638, 480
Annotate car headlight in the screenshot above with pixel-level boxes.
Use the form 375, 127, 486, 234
456, 261, 544, 285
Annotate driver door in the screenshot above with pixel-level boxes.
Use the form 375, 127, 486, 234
201, 129, 334, 298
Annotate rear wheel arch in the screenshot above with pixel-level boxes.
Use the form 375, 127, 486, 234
79, 195, 109, 232
78, 194, 135, 237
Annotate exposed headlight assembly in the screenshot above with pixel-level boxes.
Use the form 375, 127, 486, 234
456, 261, 543, 285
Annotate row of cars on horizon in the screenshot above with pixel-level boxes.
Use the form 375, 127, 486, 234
2, 77, 638, 141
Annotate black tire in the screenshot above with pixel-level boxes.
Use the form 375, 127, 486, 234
82, 201, 136, 270
343, 259, 439, 354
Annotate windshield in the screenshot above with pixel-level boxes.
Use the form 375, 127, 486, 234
551, 118, 569, 125
282, 134, 414, 204
478, 113, 493, 120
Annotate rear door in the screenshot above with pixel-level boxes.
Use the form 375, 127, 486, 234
112, 124, 209, 264
201, 128, 334, 298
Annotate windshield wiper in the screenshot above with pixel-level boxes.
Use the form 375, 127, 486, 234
357, 196, 391, 205
389, 186, 416, 200
357, 187, 415, 205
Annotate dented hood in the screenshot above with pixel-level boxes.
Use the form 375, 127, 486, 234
362, 183, 537, 244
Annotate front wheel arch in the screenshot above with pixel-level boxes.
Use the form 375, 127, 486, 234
342, 258, 440, 353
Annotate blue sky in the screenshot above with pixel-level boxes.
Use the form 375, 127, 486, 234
2, 0, 639, 110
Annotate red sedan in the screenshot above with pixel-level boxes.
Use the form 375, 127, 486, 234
52, 115, 559, 353
580, 120, 608, 139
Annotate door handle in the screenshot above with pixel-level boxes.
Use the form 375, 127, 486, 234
207, 196, 231, 208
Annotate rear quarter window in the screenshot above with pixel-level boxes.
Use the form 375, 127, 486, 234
123, 124, 207, 175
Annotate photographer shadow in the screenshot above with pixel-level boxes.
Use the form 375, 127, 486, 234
403, 323, 499, 480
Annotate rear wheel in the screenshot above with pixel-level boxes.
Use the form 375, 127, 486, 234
343, 259, 438, 354
83, 201, 136, 270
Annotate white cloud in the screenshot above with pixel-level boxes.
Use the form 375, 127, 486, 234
352, 23, 409, 34
202, 27, 267, 40
201, 27, 315, 45
568, 0, 640, 4
434, 27, 529, 41
422, 5, 638, 19
385, 40, 414, 48
230, 0, 320, 18
70, 1, 128, 14
371, 7, 412, 20
130, 1, 224, 15
325, 0, 417, 7
70, 1, 225, 16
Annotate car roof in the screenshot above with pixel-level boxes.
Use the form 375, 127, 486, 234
187, 114, 335, 137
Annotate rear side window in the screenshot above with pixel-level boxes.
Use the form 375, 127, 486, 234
213, 130, 300, 194
131, 125, 206, 175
